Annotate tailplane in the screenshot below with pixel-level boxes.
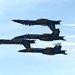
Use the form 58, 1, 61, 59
59, 36, 66, 41
61, 50, 67, 55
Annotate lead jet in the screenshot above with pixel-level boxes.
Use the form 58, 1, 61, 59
18, 43, 67, 55
0, 36, 35, 48
12, 18, 61, 31
13, 29, 65, 41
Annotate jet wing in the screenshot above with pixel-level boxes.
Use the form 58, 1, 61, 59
22, 40, 35, 48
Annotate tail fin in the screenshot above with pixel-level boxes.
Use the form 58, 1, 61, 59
55, 20, 61, 24
51, 29, 60, 37
54, 43, 62, 50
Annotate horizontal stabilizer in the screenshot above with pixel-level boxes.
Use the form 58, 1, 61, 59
61, 50, 67, 55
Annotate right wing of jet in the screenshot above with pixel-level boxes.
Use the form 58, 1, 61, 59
22, 40, 35, 49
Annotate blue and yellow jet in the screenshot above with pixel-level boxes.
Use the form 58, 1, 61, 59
13, 29, 65, 41
18, 43, 67, 55
12, 18, 61, 31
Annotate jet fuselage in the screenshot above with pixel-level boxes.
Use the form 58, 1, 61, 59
18, 47, 67, 55
0, 39, 35, 44
18, 34, 65, 41
12, 18, 61, 31
12, 19, 61, 26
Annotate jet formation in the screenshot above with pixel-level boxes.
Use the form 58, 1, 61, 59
0, 18, 67, 56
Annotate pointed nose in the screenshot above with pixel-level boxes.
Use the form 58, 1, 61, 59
18, 50, 26, 52
12, 19, 23, 24
12, 20, 18, 22
18, 50, 22, 52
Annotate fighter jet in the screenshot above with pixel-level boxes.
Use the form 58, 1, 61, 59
18, 43, 67, 55
0, 36, 35, 48
12, 18, 61, 31
13, 29, 65, 41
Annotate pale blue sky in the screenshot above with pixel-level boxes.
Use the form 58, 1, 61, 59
0, 0, 75, 75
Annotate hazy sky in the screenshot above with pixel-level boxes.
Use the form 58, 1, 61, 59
0, 0, 75, 75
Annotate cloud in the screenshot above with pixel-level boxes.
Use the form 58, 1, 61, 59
36, 40, 75, 47
62, 24, 75, 26
66, 35, 75, 38
62, 42, 75, 47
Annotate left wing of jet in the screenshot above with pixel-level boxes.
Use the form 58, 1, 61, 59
22, 40, 35, 48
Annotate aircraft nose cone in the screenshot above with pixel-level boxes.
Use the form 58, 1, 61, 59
18, 50, 22, 52
12, 19, 23, 24
18, 50, 26, 52
12, 20, 18, 22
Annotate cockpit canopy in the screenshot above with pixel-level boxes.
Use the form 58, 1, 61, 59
55, 43, 61, 46
36, 18, 48, 22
